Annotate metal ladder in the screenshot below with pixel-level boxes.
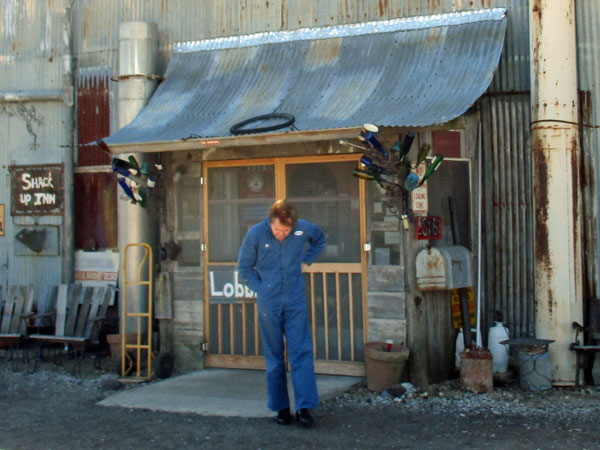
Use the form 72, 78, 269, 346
120, 243, 153, 381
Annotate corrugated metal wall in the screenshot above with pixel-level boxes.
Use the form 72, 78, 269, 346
576, 0, 600, 302
0, 0, 73, 304
480, 0, 534, 338
8, 0, 595, 344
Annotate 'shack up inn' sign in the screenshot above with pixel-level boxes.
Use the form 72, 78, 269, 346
10, 164, 64, 216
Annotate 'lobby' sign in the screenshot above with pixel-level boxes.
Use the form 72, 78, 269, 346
208, 265, 256, 303
10, 164, 64, 216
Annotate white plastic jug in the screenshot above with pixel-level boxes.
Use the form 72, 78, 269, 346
488, 321, 509, 373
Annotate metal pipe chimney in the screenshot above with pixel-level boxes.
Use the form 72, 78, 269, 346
117, 22, 159, 332
529, 0, 583, 385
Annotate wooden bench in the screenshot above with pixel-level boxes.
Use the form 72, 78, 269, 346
0, 285, 36, 370
570, 298, 600, 386
30, 284, 113, 375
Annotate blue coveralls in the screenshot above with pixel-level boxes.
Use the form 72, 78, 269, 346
237, 218, 326, 412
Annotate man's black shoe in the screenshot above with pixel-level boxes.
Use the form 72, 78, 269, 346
295, 408, 315, 427
276, 407, 292, 425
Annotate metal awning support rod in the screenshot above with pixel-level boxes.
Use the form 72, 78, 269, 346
0, 90, 65, 103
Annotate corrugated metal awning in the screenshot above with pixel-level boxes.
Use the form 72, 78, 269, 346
103, 8, 507, 153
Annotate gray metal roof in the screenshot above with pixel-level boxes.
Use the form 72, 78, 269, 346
104, 8, 507, 149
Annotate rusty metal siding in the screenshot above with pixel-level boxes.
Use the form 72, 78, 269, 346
67, 0, 534, 337
75, 67, 118, 250
477, 0, 534, 338
576, 0, 600, 299
480, 94, 534, 338
1, 0, 538, 343
77, 67, 111, 166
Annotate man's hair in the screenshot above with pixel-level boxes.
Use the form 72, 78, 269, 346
269, 199, 298, 227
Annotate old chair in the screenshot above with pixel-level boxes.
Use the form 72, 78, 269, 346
0, 285, 36, 370
30, 284, 113, 375
570, 298, 600, 386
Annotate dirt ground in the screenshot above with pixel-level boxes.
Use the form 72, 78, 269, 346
0, 353, 599, 450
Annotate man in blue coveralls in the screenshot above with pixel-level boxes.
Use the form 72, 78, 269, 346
238, 199, 325, 427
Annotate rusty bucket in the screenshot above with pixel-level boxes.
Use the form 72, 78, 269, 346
460, 347, 493, 393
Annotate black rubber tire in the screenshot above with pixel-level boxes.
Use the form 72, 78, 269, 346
230, 113, 295, 135
155, 352, 175, 379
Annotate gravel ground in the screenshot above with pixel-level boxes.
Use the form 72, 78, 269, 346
0, 354, 599, 450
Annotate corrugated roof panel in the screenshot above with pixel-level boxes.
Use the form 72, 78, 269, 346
103, 8, 507, 148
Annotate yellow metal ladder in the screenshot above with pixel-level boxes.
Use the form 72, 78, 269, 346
120, 243, 153, 381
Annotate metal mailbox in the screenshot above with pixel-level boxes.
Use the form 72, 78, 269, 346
416, 245, 473, 290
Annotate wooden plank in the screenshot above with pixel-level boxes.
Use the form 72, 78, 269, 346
322, 272, 329, 360
336, 272, 341, 361
83, 287, 104, 339
54, 284, 69, 337
109, 120, 466, 154
8, 287, 25, 334
254, 303, 259, 356
303, 262, 361, 273
22, 285, 35, 322
368, 318, 407, 345
218, 304, 222, 354
64, 284, 83, 336
15, 286, 35, 334
229, 303, 234, 355
310, 272, 316, 356
368, 265, 405, 292
368, 292, 406, 319
74, 286, 93, 337
242, 303, 247, 356
206, 354, 266, 370
0, 286, 18, 334
314, 360, 366, 377
348, 275, 355, 361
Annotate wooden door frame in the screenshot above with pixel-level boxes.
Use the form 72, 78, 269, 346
202, 153, 367, 375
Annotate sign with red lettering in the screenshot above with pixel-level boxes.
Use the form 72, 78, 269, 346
10, 164, 64, 216
410, 162, 428, 215
415, 216, 443, 240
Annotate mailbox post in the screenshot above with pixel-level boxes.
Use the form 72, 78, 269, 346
415, 245, 474, 347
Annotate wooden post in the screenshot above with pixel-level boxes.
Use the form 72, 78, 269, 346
405, 228, 428, 388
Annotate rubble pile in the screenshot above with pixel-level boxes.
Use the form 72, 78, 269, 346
328, 379, 600, 420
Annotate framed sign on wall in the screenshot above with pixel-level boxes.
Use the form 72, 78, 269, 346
10, 164, 64, 216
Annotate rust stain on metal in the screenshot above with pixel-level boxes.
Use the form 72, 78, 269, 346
77, 75, 110, 166
306, 38, 342, 67
426, 0, 442, 11
532, 0, 542, 23
532, 138, 550, 271
280, 0, 286, 29
378, 0, 388, 17
578, 90, 593, 189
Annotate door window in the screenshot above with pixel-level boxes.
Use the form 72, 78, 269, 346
286, 161, 360, 262
207, 165, 275, 262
